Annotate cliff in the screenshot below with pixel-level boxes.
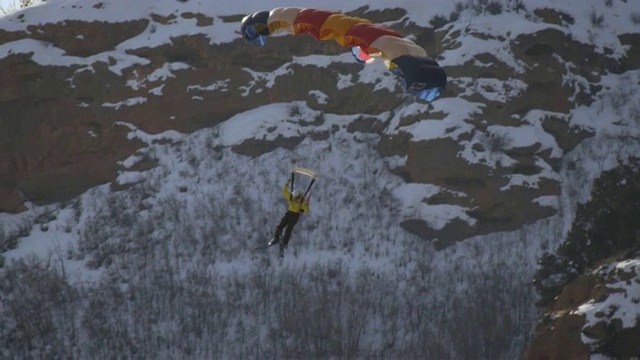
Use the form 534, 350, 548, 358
1, 1, 640, 358
524, 254, 640, 360
1, 2, 639, 246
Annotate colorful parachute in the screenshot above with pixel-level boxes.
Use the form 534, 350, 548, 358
241, 7, 447, 101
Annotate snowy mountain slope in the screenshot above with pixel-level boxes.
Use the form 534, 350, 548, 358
3, 0, 638, 244
1, 0, 640, 358
0, 103, 548, 358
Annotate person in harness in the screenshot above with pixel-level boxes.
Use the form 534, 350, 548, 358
269, 179, 310, 256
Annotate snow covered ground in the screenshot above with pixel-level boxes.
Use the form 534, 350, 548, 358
2, 0, 640, 358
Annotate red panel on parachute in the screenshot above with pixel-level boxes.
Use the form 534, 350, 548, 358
343, 23, 402, 49
293, 8, 338, 39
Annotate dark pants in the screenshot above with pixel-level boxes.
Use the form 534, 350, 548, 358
274, 211, 300, 246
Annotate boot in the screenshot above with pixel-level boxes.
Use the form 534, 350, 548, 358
268, 237, 280, 246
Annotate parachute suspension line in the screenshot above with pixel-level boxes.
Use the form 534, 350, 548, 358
291, 166, 318, 199
304, 177, 316, 199
289, 171, 295, 201
375, 96, 395, 113
357, 85, 375, 111
361, 84, 390, 114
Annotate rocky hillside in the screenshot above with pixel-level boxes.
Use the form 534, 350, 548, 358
524, 255, 640, 359
524, 161, 640, 360
2, 1, 638, 248
2, 1, 640, 358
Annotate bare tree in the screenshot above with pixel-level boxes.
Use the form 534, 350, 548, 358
1, 0, 44, 14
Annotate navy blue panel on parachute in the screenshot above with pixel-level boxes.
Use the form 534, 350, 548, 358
241, 11, 270, 45
392, 55, 447, 101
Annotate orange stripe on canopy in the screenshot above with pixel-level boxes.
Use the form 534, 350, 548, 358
293, 8, 338, 39
343, 23, 402, 50
318, 14, 372, 47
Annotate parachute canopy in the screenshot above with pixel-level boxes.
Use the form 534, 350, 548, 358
241, 7, 446, 101
290, 166, 317, 199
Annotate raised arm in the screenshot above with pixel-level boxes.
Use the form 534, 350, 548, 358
282, 181, 291, 199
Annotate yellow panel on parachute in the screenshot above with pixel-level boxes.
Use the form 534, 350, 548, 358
293, 166, 318, 179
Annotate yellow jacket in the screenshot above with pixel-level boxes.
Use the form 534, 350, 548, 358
282, 183, 310, 213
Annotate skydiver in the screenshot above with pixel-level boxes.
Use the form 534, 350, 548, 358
269, 179, 310, 257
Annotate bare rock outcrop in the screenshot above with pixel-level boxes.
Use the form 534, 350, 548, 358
523, 259, 640, 360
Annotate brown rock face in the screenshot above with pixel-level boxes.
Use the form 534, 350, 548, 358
0, 18, 268, 210
522, 313, 590, 360
524, 259, 640, 360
